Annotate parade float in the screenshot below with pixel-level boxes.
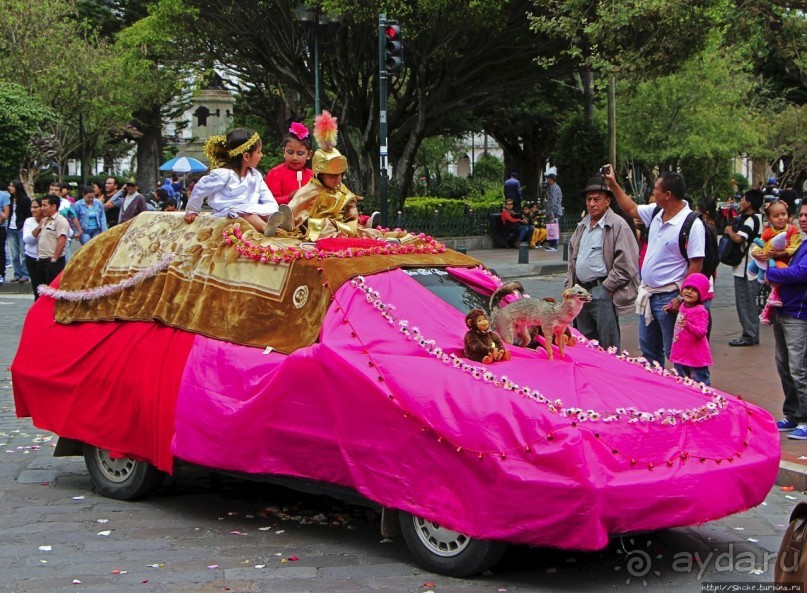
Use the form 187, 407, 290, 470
11, 212, 780, 576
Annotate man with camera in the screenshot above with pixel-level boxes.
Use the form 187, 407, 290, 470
602, 165, 705, 367
565, 172, 639, 349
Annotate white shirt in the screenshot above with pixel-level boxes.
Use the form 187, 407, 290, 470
185, 168, 278, 218
732, 212, 763, 279
638, 203, 705, 288
21, 216, 39, 259
575, 216, 607, 283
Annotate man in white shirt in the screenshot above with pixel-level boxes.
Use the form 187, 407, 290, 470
603, 167, 705, 367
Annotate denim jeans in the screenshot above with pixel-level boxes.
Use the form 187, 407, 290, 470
638, 290, 678, 367
80, 228, 103, 245
774, 312, 807, 422
6, 227, 27, 280
674, 364, 711, 386
517, 224, 533, 244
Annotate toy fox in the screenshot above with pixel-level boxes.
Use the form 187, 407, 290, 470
491, 285, 591, 360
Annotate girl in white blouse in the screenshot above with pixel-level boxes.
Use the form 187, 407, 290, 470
184, 128, 282, 235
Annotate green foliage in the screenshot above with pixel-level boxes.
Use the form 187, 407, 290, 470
616, 39, 763, 196
552, 112, 608, 219
404, 194, 502, 218
761, 103, 807, 186
0, 83, 55, 179
529, 0, 726, 76
472, 154, 504, 182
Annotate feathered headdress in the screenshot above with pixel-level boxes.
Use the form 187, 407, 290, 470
314, 111, 339, 153
312, 110, 347, 175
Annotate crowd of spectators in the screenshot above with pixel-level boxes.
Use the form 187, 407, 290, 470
0, 175, 189, 295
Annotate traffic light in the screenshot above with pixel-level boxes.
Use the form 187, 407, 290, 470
384, 21, 404, 74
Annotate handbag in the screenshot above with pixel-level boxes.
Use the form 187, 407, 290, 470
546, 222, 560, 241
775, 501, 807, 586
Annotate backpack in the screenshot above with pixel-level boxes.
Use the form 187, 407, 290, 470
651, 207, 719, 279
775, 501, 807, 586
718, 213, 761, 267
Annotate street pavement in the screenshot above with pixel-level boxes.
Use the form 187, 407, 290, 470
0, 245, 802, 592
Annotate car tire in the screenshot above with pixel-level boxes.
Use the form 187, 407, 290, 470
82, 444, 166, 500
398, 511, 508, 577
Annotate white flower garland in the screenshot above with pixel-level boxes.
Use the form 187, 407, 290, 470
38, 253, 175, 301
350, 275, 728, 425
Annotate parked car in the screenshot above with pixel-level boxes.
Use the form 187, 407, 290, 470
11, 213, 780, 577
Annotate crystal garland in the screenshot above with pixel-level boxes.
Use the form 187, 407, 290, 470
38, 253, 174, 301
350, 275, 729, 425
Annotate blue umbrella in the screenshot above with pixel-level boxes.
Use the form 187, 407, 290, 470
159, 155, 208, 173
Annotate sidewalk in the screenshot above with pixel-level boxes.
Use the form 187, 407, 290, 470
466, 245, 807, 489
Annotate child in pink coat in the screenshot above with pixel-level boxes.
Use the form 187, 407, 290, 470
670, 273, 713, 386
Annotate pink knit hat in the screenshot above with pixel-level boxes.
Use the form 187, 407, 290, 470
681, 273, 712, 301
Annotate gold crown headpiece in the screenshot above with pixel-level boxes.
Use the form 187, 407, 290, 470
203, 132, 261, 168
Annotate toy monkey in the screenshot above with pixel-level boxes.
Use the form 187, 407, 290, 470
464, 308, 511, 364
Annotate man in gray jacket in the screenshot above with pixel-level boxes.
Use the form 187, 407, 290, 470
565, 175, 639, 349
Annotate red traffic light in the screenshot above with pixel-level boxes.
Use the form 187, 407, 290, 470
385, 24, 401, 40
383, 20, 404, 74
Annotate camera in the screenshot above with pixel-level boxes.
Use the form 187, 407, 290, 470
599, 165, 611, 176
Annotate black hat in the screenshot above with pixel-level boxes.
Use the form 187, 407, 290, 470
582, 176, 613, 197
546, 172, 557, 180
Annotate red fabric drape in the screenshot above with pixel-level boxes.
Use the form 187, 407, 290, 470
12, 283, 195, 473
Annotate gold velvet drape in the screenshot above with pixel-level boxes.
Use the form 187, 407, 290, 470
54, 212, 481, 353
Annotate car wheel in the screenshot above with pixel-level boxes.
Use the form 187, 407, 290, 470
82, 444, 166, 501
398, 511, 508, 577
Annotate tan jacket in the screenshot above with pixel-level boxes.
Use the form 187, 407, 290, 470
565, 208, 639, 316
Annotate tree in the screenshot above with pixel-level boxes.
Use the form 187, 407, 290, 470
0, 0, 143, 184
181, 0, 555, 203
615, 40, 762, 196
0, 83, 56, 185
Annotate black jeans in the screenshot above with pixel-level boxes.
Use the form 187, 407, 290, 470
0, 226, 6, 281
40, 257, 65, 285
25, 255, 44, 300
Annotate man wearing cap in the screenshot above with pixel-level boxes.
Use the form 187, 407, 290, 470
565, 175, 639, 349
504, 171, 522, 211
602, 166, 705, 367
763, 177, 780, 203
117, 180, 147, 224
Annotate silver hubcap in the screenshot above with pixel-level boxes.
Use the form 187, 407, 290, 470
411, 516, 471, 557
94, 448, 137, 483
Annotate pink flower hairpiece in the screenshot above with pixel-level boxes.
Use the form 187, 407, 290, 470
289, 122, 309, 140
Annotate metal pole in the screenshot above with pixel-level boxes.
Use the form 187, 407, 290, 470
378, 13, 389, 227
314, 13, 321, 115
608, 74, 616, 167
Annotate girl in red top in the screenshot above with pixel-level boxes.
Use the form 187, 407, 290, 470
264, 122, 314, 205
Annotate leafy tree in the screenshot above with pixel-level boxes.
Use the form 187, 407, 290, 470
472, 154, 504, 183
110, 0, 200, 191
553, 112, 608, 219
181, 0, 555, 204
615, 40, 762, 196
0, 83, 56, 184
528, 0, 725, 77
0, 0, 142, 184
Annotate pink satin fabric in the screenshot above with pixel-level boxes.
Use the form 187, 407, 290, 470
172, 267, 779, 549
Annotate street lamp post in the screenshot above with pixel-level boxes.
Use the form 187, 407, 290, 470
295, 5, 342, 115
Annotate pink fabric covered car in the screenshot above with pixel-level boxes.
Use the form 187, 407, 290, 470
12, 214, 780, 576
